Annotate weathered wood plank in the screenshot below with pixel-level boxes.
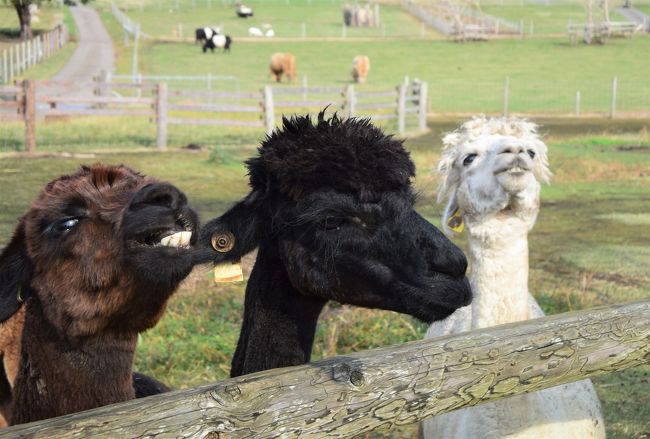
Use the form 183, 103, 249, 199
2, 300, 648, 439
168, 103, 260, 113
39, 109, 154, 117
170, 89, 260, 100
37, 96, 154, 105
355, 90, 398, 98
273, 87, 344, 95
355, 102, 397, 110
167, 117, 263, 127
274, 100, 340, 107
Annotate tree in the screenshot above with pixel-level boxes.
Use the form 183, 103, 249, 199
7, 0, 47, 40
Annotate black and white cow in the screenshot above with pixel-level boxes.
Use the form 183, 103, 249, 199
195, 26, 219, 44
202, 34, 232, 53
236, 4, 253, 18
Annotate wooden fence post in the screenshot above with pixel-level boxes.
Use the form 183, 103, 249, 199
346, 84, 355, 118
263, 85, 275, 135
610, 76, 617, 118
156, 82, 168, 150
23, 80, 36, 155
397, 83, 406, 135
503, 76, 510, 117
2, 50, 7, 84
418, 81, 428, 131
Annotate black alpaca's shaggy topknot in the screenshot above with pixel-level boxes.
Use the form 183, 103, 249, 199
247, 112, 415, 199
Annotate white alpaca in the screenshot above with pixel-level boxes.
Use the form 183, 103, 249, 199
421, 116, 605, 439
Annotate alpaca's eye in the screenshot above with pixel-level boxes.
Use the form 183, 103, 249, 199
57, 218, 79, 233
463, 154, 477, 166
322, 217, 345, 230
527, 149, 536, 159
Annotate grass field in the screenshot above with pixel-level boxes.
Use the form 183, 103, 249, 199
1, 119, 649, 438
113, 0, 439, 39
98, 3, 650, 115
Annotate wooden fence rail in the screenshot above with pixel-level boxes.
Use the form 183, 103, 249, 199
0, 25, 69, 85
1, 79, 428, 152
1, 300, 648, 438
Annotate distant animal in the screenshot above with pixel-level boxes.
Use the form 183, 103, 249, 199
248, 26, 263, 37
351, 55, 370, 83
236, 4, 253, 18
269, 52, 296, 82
195, 26, 218, 44
265, 28, 275, 38
0, 164, 200, 425
198, 112, 472, 377
203, 34, 232, 53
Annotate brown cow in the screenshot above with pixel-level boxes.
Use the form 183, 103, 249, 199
269, 52, 296, 83
352, 55, 370, 83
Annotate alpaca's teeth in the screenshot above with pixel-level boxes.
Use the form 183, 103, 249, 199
160, 231, 192, 248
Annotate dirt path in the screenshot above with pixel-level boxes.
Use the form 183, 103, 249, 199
39, 5, 114, 98
615, 7, 650, 32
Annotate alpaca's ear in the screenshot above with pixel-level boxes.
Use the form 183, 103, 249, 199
0, 222, 31, 322
201, 190, 265, 262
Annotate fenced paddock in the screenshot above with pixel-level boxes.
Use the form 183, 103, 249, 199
0, 79, 428, 152
0, 299, 647, 437
0, 25, 69, 85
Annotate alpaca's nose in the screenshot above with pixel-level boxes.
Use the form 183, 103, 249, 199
499, 144, 526, 155
130, 183, 188, 210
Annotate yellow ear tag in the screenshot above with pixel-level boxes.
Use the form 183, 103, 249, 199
447, 208, 464, 233
214, 260, 244, 283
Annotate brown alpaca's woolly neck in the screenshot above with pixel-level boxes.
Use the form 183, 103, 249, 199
10, 298, 136, 426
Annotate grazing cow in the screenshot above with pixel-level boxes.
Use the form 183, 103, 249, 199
269, 52, 296, 83
352, 55, 370, 83
236, 4, 253, 18
203, 34, 232, 53
195, 26, 218, 44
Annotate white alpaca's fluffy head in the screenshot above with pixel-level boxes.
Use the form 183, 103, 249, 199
438, 116, 552, 235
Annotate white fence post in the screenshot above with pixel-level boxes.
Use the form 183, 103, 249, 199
610, 76, 617, 118
575, 90, 581, 116
418, 81, 428, 131
2, 50, 7, 84
264, 85, 275, 135
397, 83, 406, 135
503, 76, 510, 117
346, 84, 356, 118
156, 82, 168, 151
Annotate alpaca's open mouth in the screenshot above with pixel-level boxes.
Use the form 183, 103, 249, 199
496, 165, 530, 176
130, 229, 193, 249
129, 214, 196, 249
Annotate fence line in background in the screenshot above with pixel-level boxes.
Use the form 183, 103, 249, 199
0, 79, 427, 152
2, 300, 648, 438
0, 24, 69, 85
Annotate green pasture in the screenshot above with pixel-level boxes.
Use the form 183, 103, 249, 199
1, 120, 649, 438
101, 1, 650, 115
109, 0, 438, 39
481, 2, 630, 34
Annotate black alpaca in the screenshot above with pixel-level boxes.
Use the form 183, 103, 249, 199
198, 113, 472, 377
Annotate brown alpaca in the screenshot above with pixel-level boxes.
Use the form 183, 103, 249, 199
0, 164, 199, 426
269, 52, 296, 83
351, 55, 370, 83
